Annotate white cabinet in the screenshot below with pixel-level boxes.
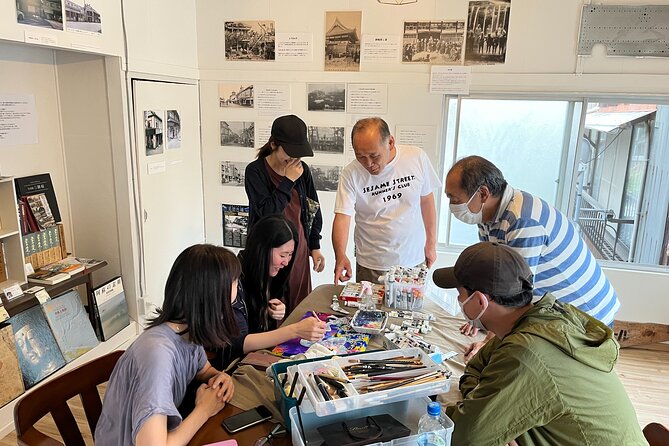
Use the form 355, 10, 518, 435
0, 177, 27, 287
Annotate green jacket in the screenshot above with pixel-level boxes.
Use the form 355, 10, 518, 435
445, 293, 647, 446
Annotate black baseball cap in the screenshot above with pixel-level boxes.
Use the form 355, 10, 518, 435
271, 115, 313, 158
433, 242, 533, 296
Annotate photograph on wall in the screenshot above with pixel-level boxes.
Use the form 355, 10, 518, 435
310, 164, 342, 191
16, 0, 64, 30
166, 110, 181, 149
64, 0, 102, 34
307, 83, 346, 112
225, 21, 276, 61
308, 126, 345, 154
324, 11, 362, 72
402, 20, 465, 64
464, 0, 510, 65
222, 204, 249, 248
219, 83, 254, 108
220, 121, 254, 148
144, 110, 164, 156
221, 161, 248, 187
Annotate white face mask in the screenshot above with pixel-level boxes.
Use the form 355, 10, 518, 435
458, 292, 488, 331
449, 188, 484, 225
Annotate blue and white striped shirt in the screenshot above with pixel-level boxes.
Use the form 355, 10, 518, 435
479, 186, 620, 326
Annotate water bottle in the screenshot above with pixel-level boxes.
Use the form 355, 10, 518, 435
359, 280, 376, 310
417, 401, 447, 446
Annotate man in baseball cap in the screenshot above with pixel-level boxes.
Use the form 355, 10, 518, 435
435, 242, 646, 445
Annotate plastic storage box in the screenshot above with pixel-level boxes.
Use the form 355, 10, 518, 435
296, 348, 450, 417
289, 396, 454, 446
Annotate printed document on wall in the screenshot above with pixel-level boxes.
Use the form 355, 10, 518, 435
429, 66, 471, 95
0, 94, 38, 146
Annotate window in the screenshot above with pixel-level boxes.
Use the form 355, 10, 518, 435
438, 97, 669, 269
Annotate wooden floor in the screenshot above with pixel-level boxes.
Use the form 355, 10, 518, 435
1, 347, 667, 445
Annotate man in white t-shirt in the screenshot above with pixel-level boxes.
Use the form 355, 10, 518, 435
332, 117, 442, 284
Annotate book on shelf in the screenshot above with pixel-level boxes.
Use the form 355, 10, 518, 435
42, 290, 99, 361
22, 224, 65, 270
14, 173, 62, 223
72, 257, 104, 269
9, 304, 66, 389
17, 197, 40, 235
92, 276, 130, 341
0, 323, 25, 407
39, 257, 85, 275
25, 193, 57, 230
27, 268, 70, 285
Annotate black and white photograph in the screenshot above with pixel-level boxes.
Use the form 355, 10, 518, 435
402, 20, 465, 64
220, 121, 254, 147
225, 21, 275, 61
308, 126, 345, 154
64, 0, 102, 34
307, 83, 346, 112
325, 11, 361, 72
222, 204, 249, 248
219, 83, 254, 107
221, 161, 248, 187
16, 0, 64, 30
166, 110, 181, 149
144, 110, 164, 156
464, 0, 511, 65
310, 164, 342, 191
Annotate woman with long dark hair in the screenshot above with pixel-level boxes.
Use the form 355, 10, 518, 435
216, 214, 327, 369
95, 244, 240, 446
245, 114, 325, 312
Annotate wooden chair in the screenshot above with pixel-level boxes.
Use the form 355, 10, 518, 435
14, 350, 124, 446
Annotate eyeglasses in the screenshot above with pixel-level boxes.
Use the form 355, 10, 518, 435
254, 423, 286, 446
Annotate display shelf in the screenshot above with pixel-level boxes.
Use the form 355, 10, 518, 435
0, 177, 27, 286
0, 321, 138, 438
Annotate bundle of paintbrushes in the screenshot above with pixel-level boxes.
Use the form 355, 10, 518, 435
343, 355, 426, 378
342, 355, 448, 393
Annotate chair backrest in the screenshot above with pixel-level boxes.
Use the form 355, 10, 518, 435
14, 350, 124, 446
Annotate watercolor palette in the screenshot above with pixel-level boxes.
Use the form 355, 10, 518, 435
350, 310, 388, 335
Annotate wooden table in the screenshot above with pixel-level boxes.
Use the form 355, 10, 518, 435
187, 284, 478, 445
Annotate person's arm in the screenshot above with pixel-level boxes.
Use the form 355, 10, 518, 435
302, 163, 323, 251
332, 213, 353, 283
244, 161, 294, 219
420, 192, 437, 268
135, 384, 225, 446
445, 343, 563, 445
195, 361, 234, 402
242, 317, 327, 352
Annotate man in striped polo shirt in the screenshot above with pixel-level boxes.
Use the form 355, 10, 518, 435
445, 155, 620, 361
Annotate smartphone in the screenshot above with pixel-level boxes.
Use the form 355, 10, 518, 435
221, 405, 273, 433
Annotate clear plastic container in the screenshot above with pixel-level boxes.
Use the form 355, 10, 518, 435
417, 401, 448, 446
382, 266, 428, 311
296, 348, 450, 417
289, 396, 454, 446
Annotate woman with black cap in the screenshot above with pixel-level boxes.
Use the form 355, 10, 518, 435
244, 114, 324, 313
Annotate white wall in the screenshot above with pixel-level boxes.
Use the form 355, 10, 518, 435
196, 0, 669, 324
0, 1, 123, 56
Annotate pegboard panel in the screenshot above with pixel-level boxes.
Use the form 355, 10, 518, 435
578, 4, 669, 57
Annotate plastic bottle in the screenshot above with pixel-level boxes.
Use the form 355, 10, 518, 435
417, 401, 447, 446
359, 280, 376, 310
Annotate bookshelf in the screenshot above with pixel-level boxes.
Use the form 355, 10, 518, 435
0, 177, 27, 288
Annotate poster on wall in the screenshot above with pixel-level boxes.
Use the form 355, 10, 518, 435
307, 83, 345, 112
310, 165, 342, 191
308, 126, 345, 154
16, 0, 64, 30
144, 110, 164, 156
220, 121, 254, 148
324, 11, 362, 72
225, 20, 276, 61
64, 0, 102, 34
222, 204, 249, 248
0, 94, 38, 146
464, 0, 511, 65
166, 110, 181, 149
402, 21, 465, 64
221, 161, 248, 187
347, 84, 388, 115
219, 83, 254, 108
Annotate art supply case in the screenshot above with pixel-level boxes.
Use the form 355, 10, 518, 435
296, 348, 450, 417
